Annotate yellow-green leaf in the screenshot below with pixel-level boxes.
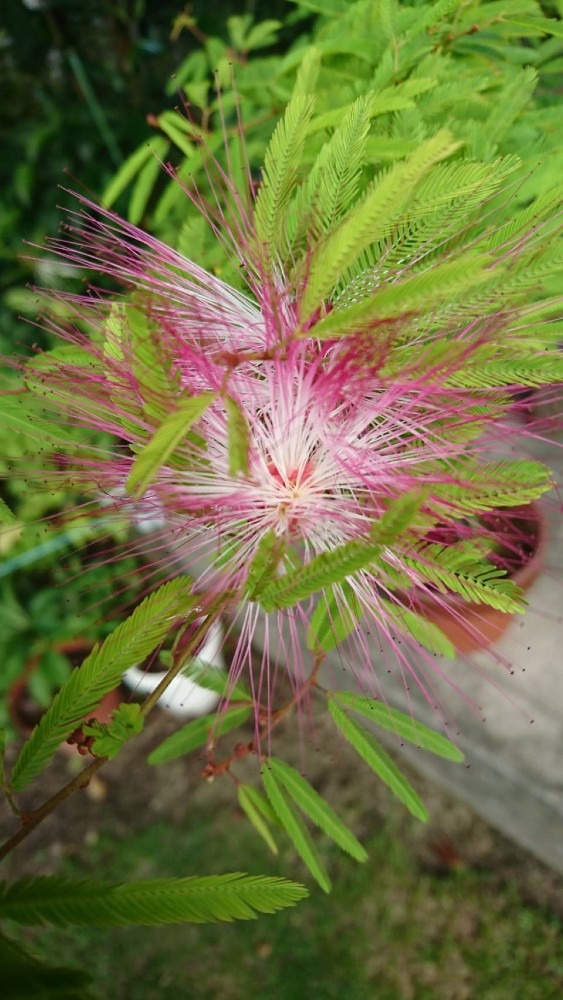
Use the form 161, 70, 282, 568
328, 700, 428, 821
332, 693, 464, 762
126, 393, 215, 498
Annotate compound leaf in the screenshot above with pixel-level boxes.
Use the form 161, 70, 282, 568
0, 874, 307, 926
11, 578, 195, 790
147, 705, 251, 764
268, 757, 367, 862
328, 699, 428, 821
261, 764, 331, 892
332, 693, 464, 762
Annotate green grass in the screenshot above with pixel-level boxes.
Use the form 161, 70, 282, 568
7, 812, 563, 1000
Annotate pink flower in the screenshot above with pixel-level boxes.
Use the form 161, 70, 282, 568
15, 143, 561, 725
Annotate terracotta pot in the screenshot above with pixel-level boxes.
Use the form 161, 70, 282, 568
411, 503, 547, 654
9, 640, 122, 753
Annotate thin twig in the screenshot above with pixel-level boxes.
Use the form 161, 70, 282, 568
0, 606, 224, 863
0, 757, 105, 863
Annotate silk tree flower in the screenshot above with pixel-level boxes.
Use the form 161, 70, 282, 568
13, 85, 563, 725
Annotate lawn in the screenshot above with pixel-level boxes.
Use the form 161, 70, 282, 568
3, 709, 562, 1000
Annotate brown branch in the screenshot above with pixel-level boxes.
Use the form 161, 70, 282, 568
0, 757, 105, 863
202, 650, 326, 779
0, 606, 225, 863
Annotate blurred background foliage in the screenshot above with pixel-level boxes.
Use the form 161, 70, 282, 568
2, 0, 563, 349
0, 0, 308, 351
2, 0, 563, 350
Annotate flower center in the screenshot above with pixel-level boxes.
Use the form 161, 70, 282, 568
266, 460, 315, 494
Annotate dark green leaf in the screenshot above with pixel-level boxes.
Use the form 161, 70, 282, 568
0, 874, 308, 926
0, 728, 5, 790
148, 706, 251, 764
0, 931, 95, 1000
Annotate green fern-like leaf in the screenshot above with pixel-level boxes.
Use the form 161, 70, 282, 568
434, 459, 554, 512
0, 874, 308, 926
307, 78, 438, 134
126, 392, 215, 498
298, 129, 461, 320
331, 692, 464, 762
106, 303, 178, 426
402, 548, 524, 612
484, 183, 563, 254
446, 355, 563, 389
261, 764, 331, 892
245, 530, 287, 600
147, 705, 251, 764
405, 0, 461, 38
0, 931, 95, 1000
328, 700, 428, 821
475, 67, 537, 157
238, 784, 279, 855
83, 703, 144, 760
258, 536, 383, 612
259, 493, 423, 612
268, 757, 368, 862
376, 490, 427, 543
288, 94, 374, 246
254, 85, 315, 256
10, 578, 195, 791
308, 252, 491, 339
344, 156, 520, 286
